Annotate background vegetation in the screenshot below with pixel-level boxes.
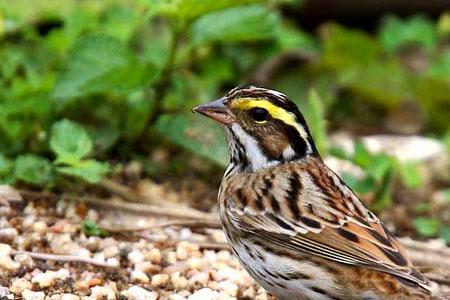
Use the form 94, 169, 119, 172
0, 0, 449, 241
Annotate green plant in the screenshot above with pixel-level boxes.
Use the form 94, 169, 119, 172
0, 119, 109, 186
82, 220, 109, 237
332, 142, 422, 212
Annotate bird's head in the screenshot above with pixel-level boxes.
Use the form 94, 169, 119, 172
193, 86, 318, 173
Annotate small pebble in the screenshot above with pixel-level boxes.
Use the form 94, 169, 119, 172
168, 294, 187, 300
146, 248, 161, 264
32, 270, 58, 288
13, 252, 34, 268
32, 221, 47, 234
188, 272, 209, 286
10, 278, 32, 295
21, 289, 45, 300
106, 257, 120, 267
217, 281, 238, 297
128, 250, 145, 264
0, 243, 19, 271
171, 272, 188, 290
0, 228, 18, 242
151, 274, 169, 287
188, 288, 220, 300
125, 286, 158, 300
89, 285, 116, 300
131, 269, 150, 284
103, 246, 120, 258
61, 294, 80, 300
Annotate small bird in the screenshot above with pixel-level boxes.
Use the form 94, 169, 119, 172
193, 86, 435, 300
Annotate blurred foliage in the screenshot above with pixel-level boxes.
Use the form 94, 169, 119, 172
0, 0, 448, 240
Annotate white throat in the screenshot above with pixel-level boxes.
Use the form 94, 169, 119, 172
228, 124, 279, 172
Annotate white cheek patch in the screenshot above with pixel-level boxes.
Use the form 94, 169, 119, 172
282, 146, 296, 160
230, 124, 279, 171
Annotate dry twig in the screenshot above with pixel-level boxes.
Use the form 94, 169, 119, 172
19, 189, 218, 222
101, 219, 221, 233
12, 250, 117, 268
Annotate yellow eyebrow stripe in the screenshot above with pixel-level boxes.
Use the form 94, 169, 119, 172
232, 98, 308, 140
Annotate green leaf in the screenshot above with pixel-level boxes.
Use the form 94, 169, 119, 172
398, 162, 422, 188
353, 142, 373, 169
439, 226, 450, 244
329, 146, 349, 160
303, 89, 328, 155
378, 14, 438, 53
427, 51, 450, 80
82, 220, 109, 237
371, 167, 394, 212
191, 5, 279, 45
413, 217, 441, 237
14, 154, 53, 185
53, 34, 150, 100
144, 0, 261, 21
56, 160, 109, 183
50, 119, 93, 162
369, 154, 394, 182
0, 154, 14, 184
178, 0, 262, 21
156, 113, 228, 166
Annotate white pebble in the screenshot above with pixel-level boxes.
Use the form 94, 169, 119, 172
188, 288, 220, 300
170, 272, 188, 290
32, 221, 47, 234
50, 294, 79, 300
13, 253, 34, 268
168, 294, 187, 300
71, 247, 90, 257
131, 269, 149, 283
188, 272, 209, 286
61, 294, 80, 300
103, 246, 119, 258
0, 228, 18, 242
151, 274, 169, 287
0, 243, 19, 271
32, 270, 57, 288
186, 257, 204, 270
57, 268, 70, 279
128, 250, 145, 264
21, 289, 45, 300
22, 216, 35, 228
93, 252, 105, 263
242, 287, 255, 298
10, 278, 32, 294
146, 248, 161, 264
217, 281, 238, 297
89, 285, 116, 300
125, 286, 158, 300
106, 257, 120, 267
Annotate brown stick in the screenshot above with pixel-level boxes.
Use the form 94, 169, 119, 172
85, 197, 218, 222
19, 189, 218, 222
101, 219, 221, 233
99, 178, 147, 203
12, 250, 117, 268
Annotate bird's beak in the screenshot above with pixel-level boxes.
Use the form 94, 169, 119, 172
192, 97, 235, 125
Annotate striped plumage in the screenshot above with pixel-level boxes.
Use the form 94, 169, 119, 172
194, 86, 435, 300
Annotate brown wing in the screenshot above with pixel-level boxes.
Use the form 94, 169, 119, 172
223, 158, 431, 293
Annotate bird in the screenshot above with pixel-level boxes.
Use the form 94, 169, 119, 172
193, 86, 436, 300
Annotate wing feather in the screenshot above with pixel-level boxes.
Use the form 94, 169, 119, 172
223, 159, 432, 292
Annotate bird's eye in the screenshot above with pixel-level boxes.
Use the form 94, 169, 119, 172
249, 107, 270, 122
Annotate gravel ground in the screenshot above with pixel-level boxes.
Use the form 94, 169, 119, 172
0, 190, 276, 300
1, 187, 449, 300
